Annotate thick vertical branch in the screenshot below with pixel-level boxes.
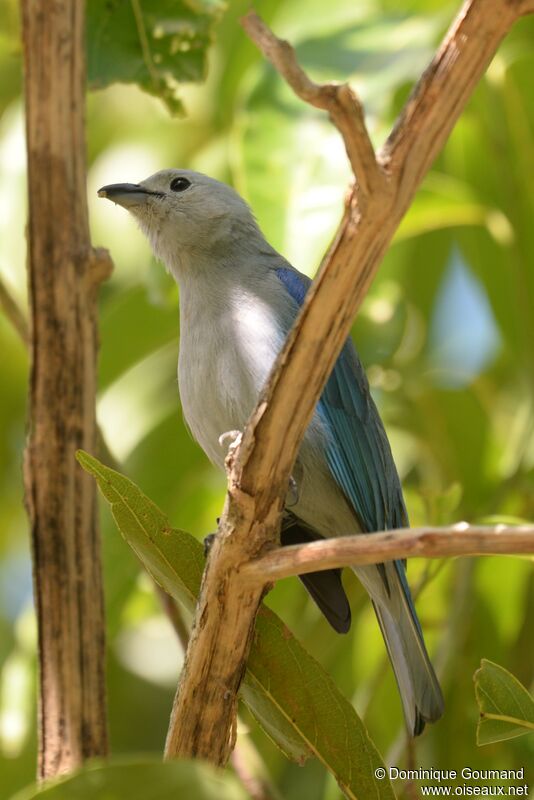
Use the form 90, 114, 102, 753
21, 0, 112, 779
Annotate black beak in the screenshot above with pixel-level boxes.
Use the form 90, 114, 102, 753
98, 182, 147, 199
97, 183, 163, 207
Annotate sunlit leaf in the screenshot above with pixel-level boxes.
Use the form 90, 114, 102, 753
87, 0, 225, 114
77, 451, 395, 800
9, 758, 247, 800
235, 9, 444, 271
394, 173, 512, 243
474, 659, 534, 745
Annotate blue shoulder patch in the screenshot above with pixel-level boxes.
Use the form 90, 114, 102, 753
276, 267, 309, 306
275, 264, 408, 533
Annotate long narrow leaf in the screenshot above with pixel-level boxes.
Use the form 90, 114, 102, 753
77, 450, 395, 800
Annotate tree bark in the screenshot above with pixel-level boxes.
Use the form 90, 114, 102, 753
21, 0, 111, 779
241, 525, 534, 582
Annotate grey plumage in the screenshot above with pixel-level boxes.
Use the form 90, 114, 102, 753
98, 169, 444, 735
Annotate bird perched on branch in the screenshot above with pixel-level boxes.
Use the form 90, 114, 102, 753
98, 169, 444, 735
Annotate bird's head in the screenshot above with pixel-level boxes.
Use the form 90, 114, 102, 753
98, 169, 261, 277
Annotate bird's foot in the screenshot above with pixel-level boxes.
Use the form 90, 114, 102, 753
218, 429, 242, 452
203, 532, 216, 558
219, 430, 243, 469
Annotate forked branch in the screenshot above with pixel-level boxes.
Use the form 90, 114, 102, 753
241, 12, 380, 198
165, 0, 534, 766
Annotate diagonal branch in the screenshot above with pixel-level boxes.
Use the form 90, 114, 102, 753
240, 525, 534, 583
0, 278, 118, 482
165, 0, 534, 766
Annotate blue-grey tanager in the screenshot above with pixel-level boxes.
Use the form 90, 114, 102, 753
98, 169, 444, 735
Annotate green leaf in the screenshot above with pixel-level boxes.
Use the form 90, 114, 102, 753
474, 659, 534, 745
394, 173, 505, 243
87, 0, 225, 114
9, 758, 247, 800
77, 450, 395, 800
235, 9, 443, 272
244, 611, 395, 799
76, 450, 204, 612
98, 285, 178, 391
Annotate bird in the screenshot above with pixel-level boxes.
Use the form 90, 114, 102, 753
98, 169, 444, 735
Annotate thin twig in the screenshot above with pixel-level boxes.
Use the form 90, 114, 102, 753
130, 0, 159, 91
403, 736, 420, 800
0, 276, 28, 344
241, 12, 380, 198
230, 743, 279, 800
240, 525, 534, 583
156, 587, 190, 652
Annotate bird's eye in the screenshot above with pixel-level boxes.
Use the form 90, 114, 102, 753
170, 176, 191, 193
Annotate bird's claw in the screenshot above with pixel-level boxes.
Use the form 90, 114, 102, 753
203, 532, 216, 558
218, 429, 242, 455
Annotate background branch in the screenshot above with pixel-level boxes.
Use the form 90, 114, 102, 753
156, 586, 190, 652
241, 525, 534, 583
0, 285, 122, 475
21, 0, 109, 778
165, 0, 533, 766
0, 275, 28, 345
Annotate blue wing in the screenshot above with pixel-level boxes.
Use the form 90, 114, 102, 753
276, 267, 444, 736
275, 266, 408, 533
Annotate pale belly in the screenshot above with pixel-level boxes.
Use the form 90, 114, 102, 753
178, 311, 267, 469
177, 288, 359, 539
178, 334, 359, 537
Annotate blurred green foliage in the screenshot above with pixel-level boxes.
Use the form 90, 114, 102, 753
10, 758, 249, 800
87, 0, 225, 114
0, 0, 533, 798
